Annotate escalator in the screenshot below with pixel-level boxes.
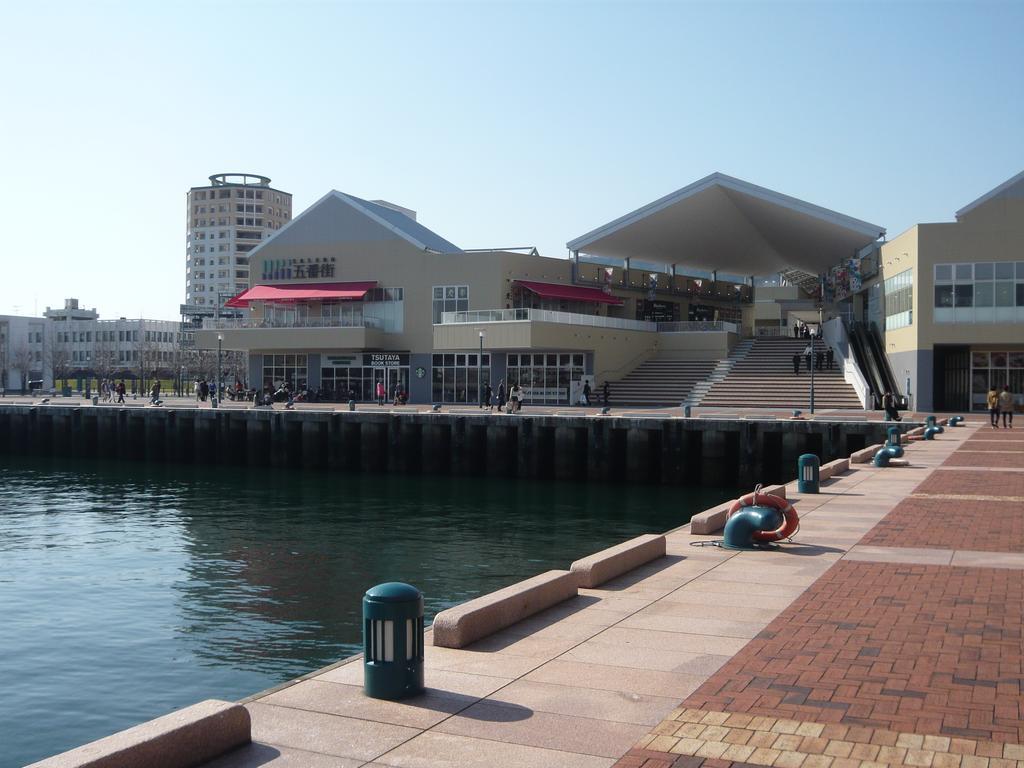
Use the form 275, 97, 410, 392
866, 322, 904, 407
846, 321, 882, 409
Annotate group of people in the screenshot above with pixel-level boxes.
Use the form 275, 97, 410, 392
374, 381, 408, 406
987, 385, 1016, 429
477, 380, 524, 412
792, 322, 817, 339
791, 345, 834, 374
98, 378, 127, 404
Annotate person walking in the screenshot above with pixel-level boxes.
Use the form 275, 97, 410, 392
987, 386, 1001, 429
804, 343, 813, 372
482, 382, 493, 410
826, 347, 835, 369
508, 382, 521, 413
150, 380, 161, 404
882, 391, 902, 421
582, 380, 592, 406
602, 380, 610, 406
792, 322, 799, 338
792, 353, 801, 375
116, 380, 126, 404
497, 380, 506, 412
999, 385, 1014, 428
375, 380, 386, 406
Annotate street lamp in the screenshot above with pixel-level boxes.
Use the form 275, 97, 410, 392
478, 330, 485, 408
809, 304, 823, 414
215, 333, 223, 408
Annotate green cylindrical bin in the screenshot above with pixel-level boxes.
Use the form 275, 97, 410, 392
683, 404, 692, 418
925, 415, 936, 428
887, 426, 901, 447
798, 454, 820, 493
363, 582, 424, 700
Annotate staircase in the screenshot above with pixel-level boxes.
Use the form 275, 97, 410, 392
686, 338, 756, 405
699, 337, 864, 409
608, 356, 718, 406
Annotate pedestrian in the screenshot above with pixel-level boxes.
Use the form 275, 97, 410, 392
826, 347, 834, 369
582, 380, 592, 406
815, 350, 824, 370
987, 386, 1001, 429
376, 380, 386, 406
792, 322, 799, 338
804, 344, 812, 372
199, 379, 209, 402
508, 382, 521, 413
602, 380, 610, 406
116, 380, 126, 404
150, 380, 161, 404
999, 385, 1014, 429
792, 353, 801, 375
482, 382, 492, 410
497, 380, 506, 412
882, 391, 902, 421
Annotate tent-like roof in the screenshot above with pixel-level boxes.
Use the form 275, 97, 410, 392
955, 169, 1024, 220
567, 173, 885, 276
514, 280, 624, 306
225, 281, 377, 307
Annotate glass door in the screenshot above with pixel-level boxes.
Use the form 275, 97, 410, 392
386, 367, 409, 400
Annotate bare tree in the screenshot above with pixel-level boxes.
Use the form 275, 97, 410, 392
48, 344, 72, 391
12, 345, 34, 394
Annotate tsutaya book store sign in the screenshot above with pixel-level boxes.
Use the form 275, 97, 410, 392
261, 256, 338, 281
323, 353, 410, 368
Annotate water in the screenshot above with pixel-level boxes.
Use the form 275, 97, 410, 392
0, 455, 730, 768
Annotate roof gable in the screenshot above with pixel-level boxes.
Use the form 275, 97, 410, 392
955, 169, 1024, 220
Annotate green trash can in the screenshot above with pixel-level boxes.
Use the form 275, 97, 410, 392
798, 454, 820, 493
887, 426, 901, 447
363, 582, 424, 700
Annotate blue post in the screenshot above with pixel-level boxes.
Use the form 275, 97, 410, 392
723, 505, 783, 550
798, 454, 820, 493
923, 426, 938, 440
363, 583, 424, 700
887, 426, 901, 447
925, 415, 936, 428
683, 404, 692, 418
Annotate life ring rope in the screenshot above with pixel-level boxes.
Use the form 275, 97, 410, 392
727, 485, 800, 543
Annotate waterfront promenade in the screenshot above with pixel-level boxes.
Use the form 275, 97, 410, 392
150, 418, 1021, 768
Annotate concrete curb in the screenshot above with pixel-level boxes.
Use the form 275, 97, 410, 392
689, 483, 787, 534
850, 443, 885, 463
570, 534, 666, 588
26, 699, 250, 768
431, 569, 578, 649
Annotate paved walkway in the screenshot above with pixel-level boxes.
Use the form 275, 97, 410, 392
186, 420, 1017, 767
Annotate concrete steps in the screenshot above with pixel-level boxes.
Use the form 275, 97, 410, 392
700, 337, 863, 409
607, 358, 717, 406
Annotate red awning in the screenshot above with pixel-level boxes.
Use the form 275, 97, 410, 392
513, 280, 624, 306
225, 281, 377, 307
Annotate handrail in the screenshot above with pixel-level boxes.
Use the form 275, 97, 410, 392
656, 321, 738, 333
438, 308, 656, 332
204, 317, 383, 330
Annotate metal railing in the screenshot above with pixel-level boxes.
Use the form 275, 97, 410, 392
439, 308, 657, 332
203, 316, 383, 330
656, 321, 738, 334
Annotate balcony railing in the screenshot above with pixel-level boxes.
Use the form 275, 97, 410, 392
203, 316, 384, 330
439, 308, 656, 332
656, 321, 738, 333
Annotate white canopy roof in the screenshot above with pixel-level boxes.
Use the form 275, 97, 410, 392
567, 173, 885, 276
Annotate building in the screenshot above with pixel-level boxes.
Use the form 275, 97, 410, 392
184, 173, 293, 312
193, 180, 881, 405
0, 313, 50, 393
43, 299, 184, 391
872, 170, 1024, 412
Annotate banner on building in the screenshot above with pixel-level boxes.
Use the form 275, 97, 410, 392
847, 257, 863, 293
647, 273, 658, 300
603, 267, 614, 294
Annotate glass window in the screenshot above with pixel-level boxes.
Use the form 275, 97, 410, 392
995, 282, 1014, 307
954, 284, 973, 307
1017, 262, 1024, 279
976, 282, 994, 306
995, 262, 1014, 280
974, 262, 994, 280
1017, 283, 1024, 307
934, 264, 952, 281
955, 263, 972, 280
934, 285, 953, 308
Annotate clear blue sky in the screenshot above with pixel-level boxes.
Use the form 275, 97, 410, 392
1, 0, 1021, 320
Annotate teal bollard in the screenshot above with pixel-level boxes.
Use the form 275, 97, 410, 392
925, 415, 936, 428
887, 426, 901, 447
798, 454, 820, 493
950, 415, 964, 426
723, 505, 782, 550
348, 399, 356, 411
363, 583, 424, 700
923, 426, 938, 440
873, 448, 892, 467
792, 409, 802, 418
886, 444, 905, 459
935, 424, 945, 434
683, 405, 692, 418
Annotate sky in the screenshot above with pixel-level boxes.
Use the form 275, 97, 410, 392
1, 0, 1022, 320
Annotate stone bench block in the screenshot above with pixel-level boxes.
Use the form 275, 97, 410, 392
690, 484, 786, 535
432, 570, 578, 648
27, 699, 250, 768
821, 458, 849, 477
570, 534, 666, 588
850, 444, 884, 464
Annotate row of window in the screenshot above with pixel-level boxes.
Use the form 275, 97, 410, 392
935, 262, 1024, 282
55, 329, 174, 344
432, 285, 469, 324
935, 283, 1024, 308
193, 189, 285, 201
190, 217, 285, 229
883, 268, 913, 331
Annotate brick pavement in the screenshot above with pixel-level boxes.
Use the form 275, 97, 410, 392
615, 424, 1024, 768
860, 498, 1024, 553
941, 453, 1024, 469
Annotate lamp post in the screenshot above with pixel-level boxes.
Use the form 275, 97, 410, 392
477, 330, 484, 408
809, 304, 823, 414
215, 333, 223, 408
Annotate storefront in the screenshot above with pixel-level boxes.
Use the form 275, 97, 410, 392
505, 352, 585, 404
321, 352, 410, 401
970, 350, 1024, 411
431, 353, 491, 403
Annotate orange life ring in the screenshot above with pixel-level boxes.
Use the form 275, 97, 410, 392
727, 490, 799, 542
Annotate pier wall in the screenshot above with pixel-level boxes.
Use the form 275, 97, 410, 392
0, 405, 899, 487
